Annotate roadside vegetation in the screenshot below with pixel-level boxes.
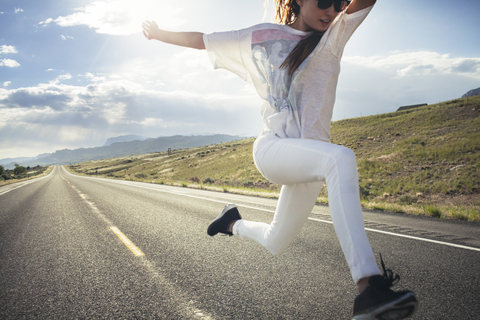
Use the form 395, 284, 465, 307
0, 164, 53, 186
66, 96, 480, 221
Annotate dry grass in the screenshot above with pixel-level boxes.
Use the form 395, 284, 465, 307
0, 166, 54, 187
66, 96, 480, 221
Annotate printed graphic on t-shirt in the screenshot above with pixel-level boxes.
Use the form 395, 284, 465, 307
251, 29, 305, 112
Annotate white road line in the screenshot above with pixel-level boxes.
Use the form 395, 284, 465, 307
0, 180, 37, 196
61, 167, 480, 253
364, 226, 480, 252
0, 170, 53, 196
308, 217, 480, 252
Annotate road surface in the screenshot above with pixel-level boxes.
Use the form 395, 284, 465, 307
1, 166, 479, 319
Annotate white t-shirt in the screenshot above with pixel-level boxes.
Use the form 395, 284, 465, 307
204, 6, 372, 142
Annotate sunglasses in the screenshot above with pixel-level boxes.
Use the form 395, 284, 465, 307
317, 0, 350, 12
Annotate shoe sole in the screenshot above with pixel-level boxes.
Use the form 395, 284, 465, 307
352, 292, 418, 320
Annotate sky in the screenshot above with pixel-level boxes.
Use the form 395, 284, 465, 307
1, 0, 479, 160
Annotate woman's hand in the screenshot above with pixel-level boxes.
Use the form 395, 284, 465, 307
142, 21, 205, 49
142, 20, 161, 40
346, 0, 376, 14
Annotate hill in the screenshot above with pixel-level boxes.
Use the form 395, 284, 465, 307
19, 134, 244, 167
0, 153, 52, 170
462, 87, 480, 98
66, 96, 480, 221
103, 135, 148, 146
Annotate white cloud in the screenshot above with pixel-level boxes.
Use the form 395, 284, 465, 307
84, 72, 106, 82
46, 68, 55, 72
39, 0, 186, 36
0, 45, 17, 54
343, 51, 480, 80
38, 18, 53, 26
0, 45, 264, 158
48, 73, 73, 85
0, 70, 263, 158
0, 46, 20, 67
60, 35, 74, 41
0, 59, 20, 67
14, 8, 24, 14
0, 122, 102, 159
3, 81, 11, 87
331, 50, 480, 121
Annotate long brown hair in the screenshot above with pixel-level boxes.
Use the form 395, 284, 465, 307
274, 0, 300, 25
275, 0, 324, 75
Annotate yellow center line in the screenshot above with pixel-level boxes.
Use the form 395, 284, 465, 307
110, 226, 145, 257
62, 171, 145, 257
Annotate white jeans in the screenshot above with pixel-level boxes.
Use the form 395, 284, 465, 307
232, 132, 380, 284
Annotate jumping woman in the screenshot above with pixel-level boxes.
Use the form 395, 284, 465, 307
143, 1, 418, 319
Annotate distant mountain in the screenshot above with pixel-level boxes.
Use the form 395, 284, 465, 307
0, 157, 34, 166
18, 134, 244, 167
36, 153, 52, 159
103, 135, 148, 146
0, 153, 52, 169
462, 87, 480, 98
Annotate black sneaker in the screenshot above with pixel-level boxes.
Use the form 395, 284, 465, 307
352, 255, 418, 320
207, 204, 241, 236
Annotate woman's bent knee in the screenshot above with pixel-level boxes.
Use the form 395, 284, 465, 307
263, 235, 291, 255
325, 145, 357, 173
265, 243, 288, 256
334, 145, 356, 162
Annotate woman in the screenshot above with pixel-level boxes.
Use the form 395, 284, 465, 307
143, 1, 418, 319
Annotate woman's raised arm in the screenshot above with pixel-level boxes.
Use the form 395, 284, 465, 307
142, 20, 205, 50
346, 0, 377, 14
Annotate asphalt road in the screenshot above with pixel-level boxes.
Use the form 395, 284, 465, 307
1, 166, 479, 319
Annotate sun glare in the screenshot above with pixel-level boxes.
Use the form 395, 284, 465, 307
118, 0, 186, 32
54, 0, 186, 36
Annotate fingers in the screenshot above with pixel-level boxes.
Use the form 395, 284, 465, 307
142, 20, 158, 40
142, 21, 151, 39
142, 20, 155, 28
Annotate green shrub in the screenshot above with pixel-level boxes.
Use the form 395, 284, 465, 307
359, 185, 370, 200
189, 176, 200, 183
243, 181, 254, 187
399, 194, 418, 205
425, 205, 442, 218
450, 210, 468, 221
203, 177, 215, 184
13, 164, 27, 175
